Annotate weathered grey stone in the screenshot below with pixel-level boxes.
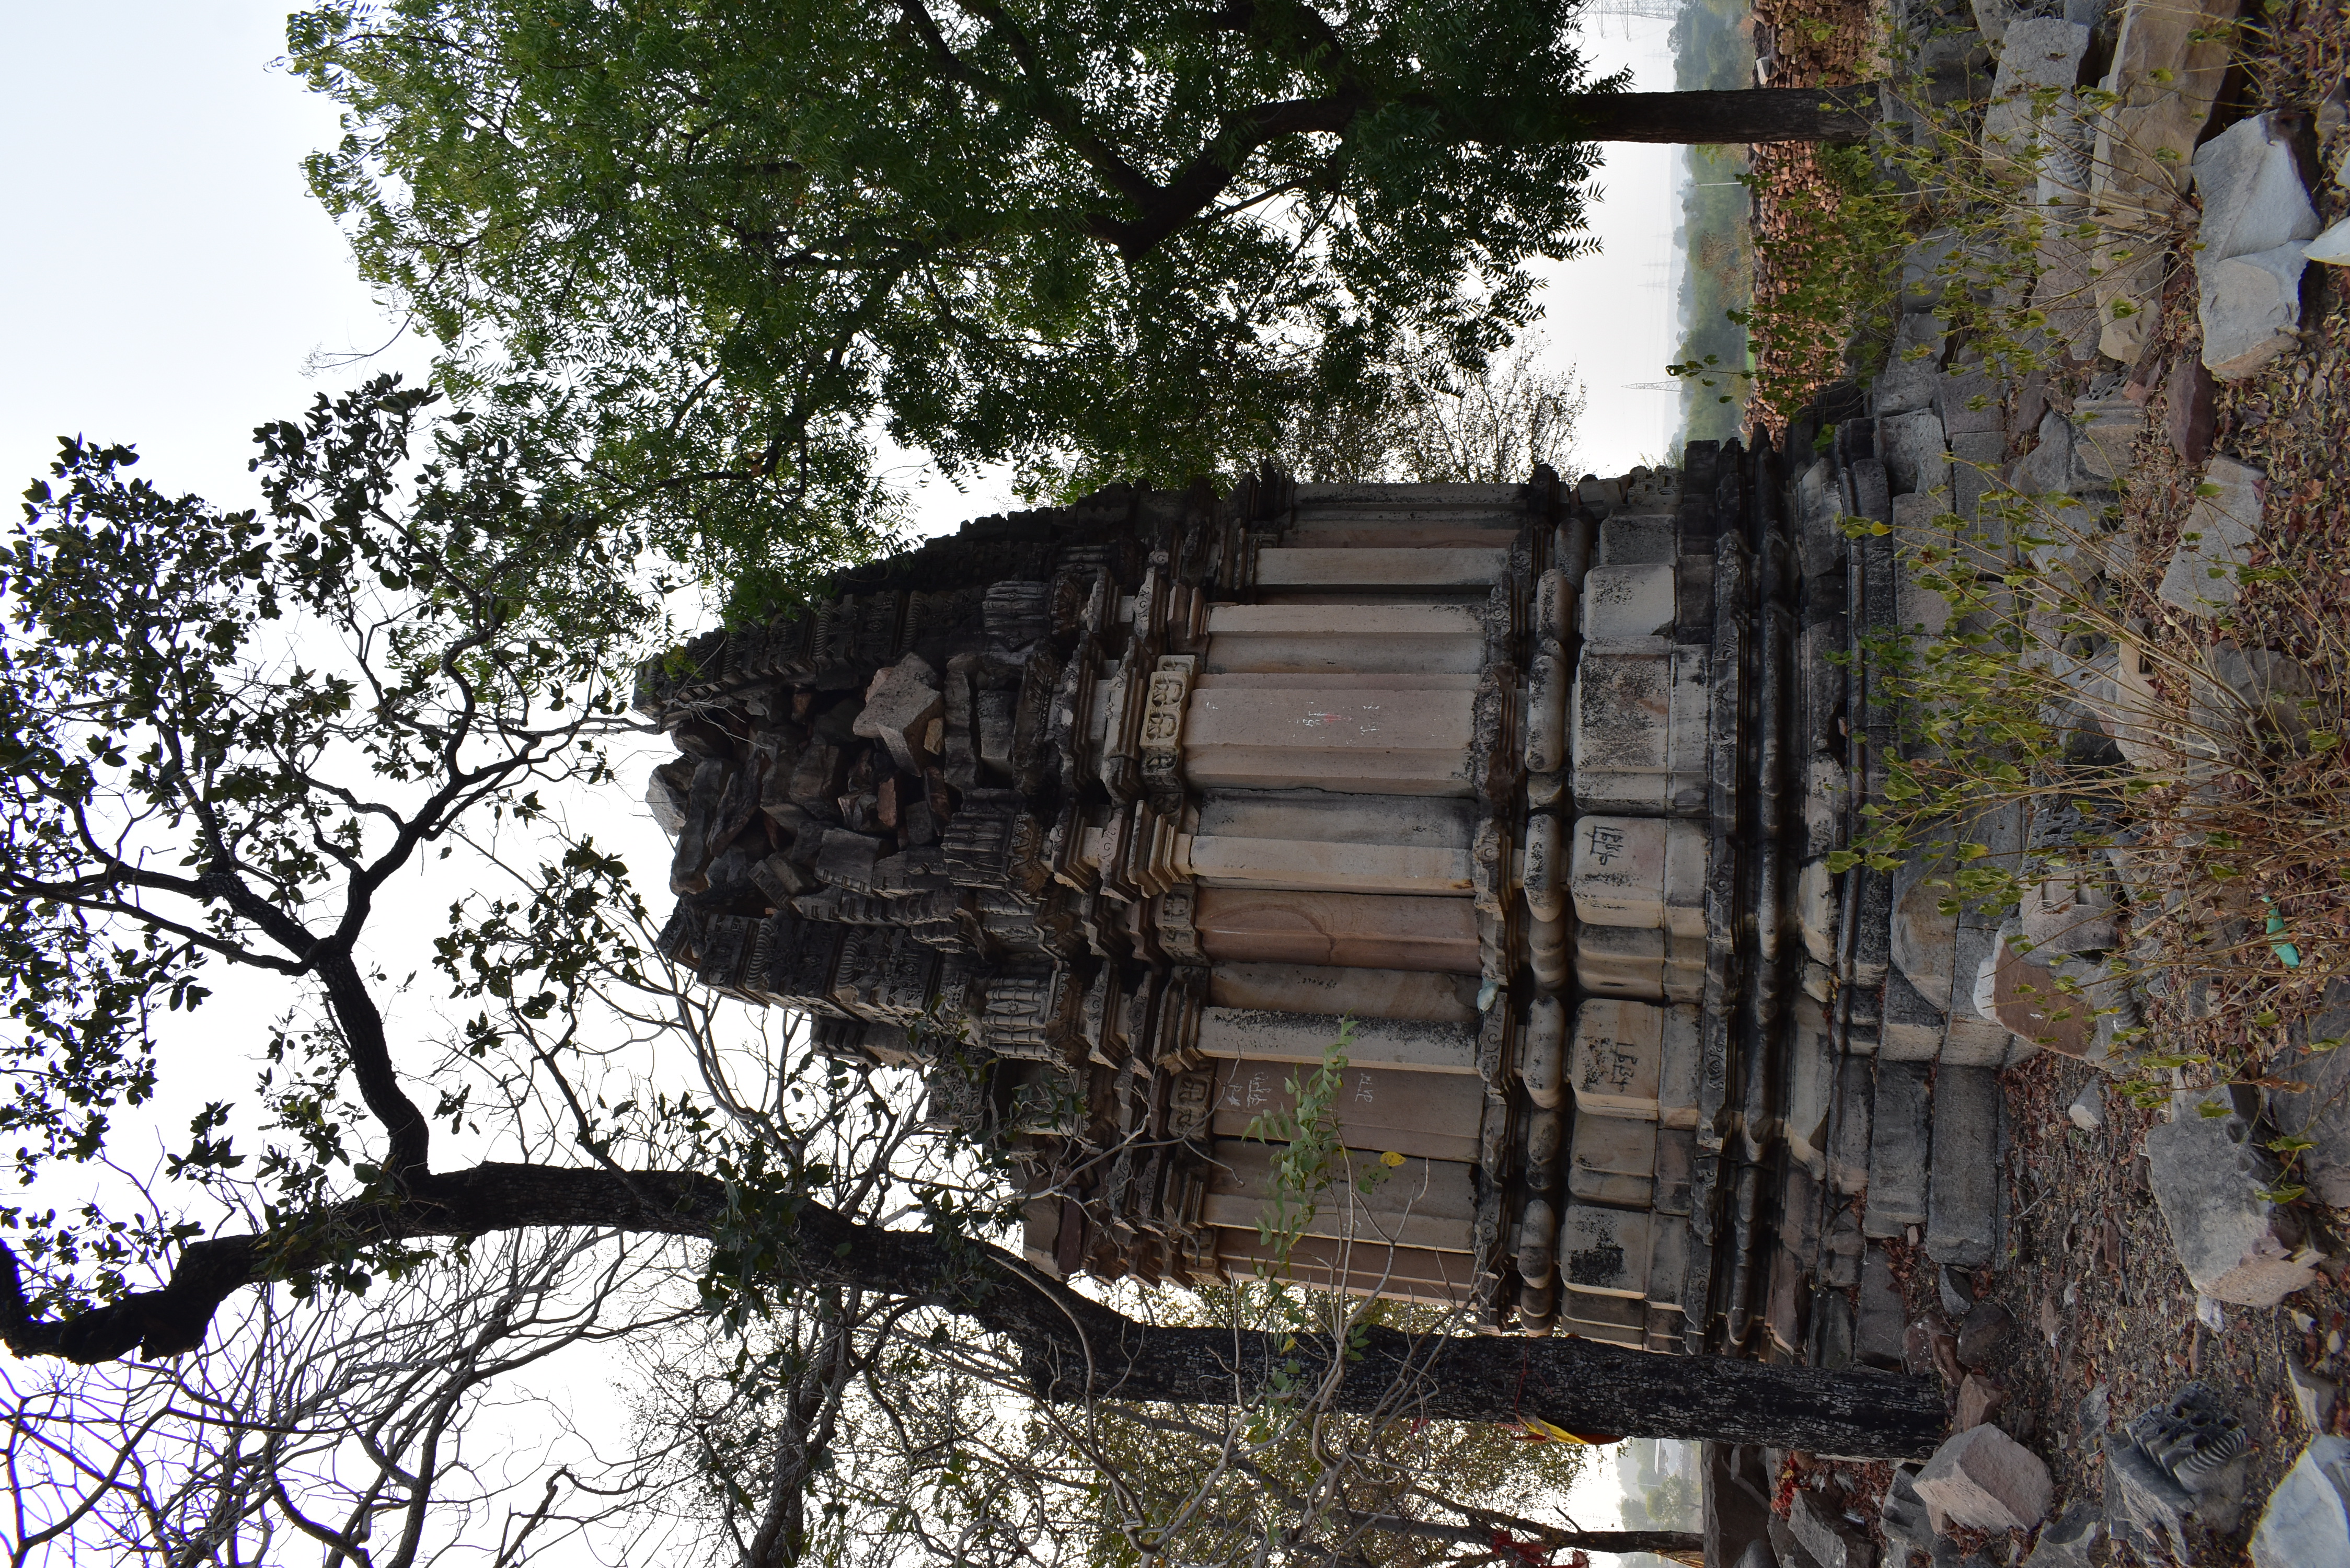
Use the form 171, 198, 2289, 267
853, 654, 943, 773
1935, 366, 2005, 437
2251, 1437, 2350, 1567
2023, 1500, 2102, 1566
2009, 410, 2076, 497
1928, 1066, 2001, 1266
1875, 310, 1951, 415
1830, 1056, 1874, 1195
1915, 1424, 2053, 1532
1980, 20, 2090, 182
1942, 1014, 2013, 1068
1786, 994, 1837, 1176
2068, 1081, 2104, 1131
1950, 430, 2008, 521
1791, 1487, 1879, 1568
1770, 1516, 1823, 1568
2106, 1382, 2255, 1559
2193, 112, 2322, 379
1857, 1246, 1907, 1367
2018, 863, 2117, 954
1881, 409, 1954, 497
2146, 1085, 2321, 1306
1883, 969, 1949, 1062
2290, 1353, 2340, 1434
1891, 852, 1959, 1009
1867, 1061, 1933, 1236
2070, 395, 2147, 486
2267, 980, 2350, 1206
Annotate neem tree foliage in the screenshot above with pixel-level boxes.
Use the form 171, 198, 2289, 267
289, 3, 1861, 610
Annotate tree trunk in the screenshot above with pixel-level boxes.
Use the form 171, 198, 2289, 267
1558, 85, 1880, 144
0, 1159, 1946, 1457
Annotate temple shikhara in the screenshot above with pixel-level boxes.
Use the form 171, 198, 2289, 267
642, 427, 2007, 1366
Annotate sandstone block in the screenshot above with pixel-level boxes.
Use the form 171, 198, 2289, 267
1571, 642, 1710, 814
1914, 1424, 2053, 1533
1928, 1065, 2001, 1267
853, 655, 944, 773
2193, 112, 2322, 380
1581, 562, 1677, 643
1785, 993, 1836, 1177
1866, 1061, 1932, 1236
1646, 1214, 1691, 1309
2147, 1086, 2321, 1305
2265, 981, 2350, 1206
1570, 815, 1706, 936
1597, 513, 1676, 564
2071, 395, 2147, 486
1567, 1108, 1655, 1207
1882, 970, 1949, 1063
1880, 408, 1953, 497
2250, 1437, 2350, 1568
1559, 1202, 1652, 1298
1891, 852, 1959, 1008
1873, 309, 1950, 416
2158, 457, 2264, 616
1980, 19, 2089, 183
1830, 1056, 1874, 1195
1790, 1489, 1878, 1568
1856, 1246, 1907, 1367
1653, 1127, 1696, 1215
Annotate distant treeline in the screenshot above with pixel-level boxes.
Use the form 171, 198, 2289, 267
1670, 0, 1756, 445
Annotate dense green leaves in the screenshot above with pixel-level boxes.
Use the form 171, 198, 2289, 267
0, 378, 650, 1314
291, 1, 1612, 612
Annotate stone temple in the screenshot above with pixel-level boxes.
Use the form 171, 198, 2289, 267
641, 421, 2009, 1364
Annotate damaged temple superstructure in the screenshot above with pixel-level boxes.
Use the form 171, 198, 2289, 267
643, 421, 2009, 1364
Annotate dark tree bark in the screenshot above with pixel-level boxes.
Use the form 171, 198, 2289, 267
1555, 86, 1881, 144
0, 1159, 1946, 1458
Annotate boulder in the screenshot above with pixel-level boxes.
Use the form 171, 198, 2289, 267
2192, 113, 2322, 378
2146, 1085, 2321, 1305
1914, 1424, 2053, 1533
2251, 1437, 2350, 1567
2157, 456, 2265, 617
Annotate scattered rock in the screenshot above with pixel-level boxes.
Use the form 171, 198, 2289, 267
2250, 1436, 2350, 1566
2165, 354, 2217, 463
2157, 456, 2265, 618
1914, 1424, 2054, 1534
1974, 928, 2091, 1056
1938, 1263, 1975, 1318
2146, 1085, 2322, 1305
1959, 1372, 2009, 1430
2018, 864, 2117, 955
1957, 1300, 2015, 1368
2067, 1081, 2104, 1131
2192, 112, 2323, 379
2310, 213, 2350, 265
2289, 1353, 2340, 1434
1790, 1489, 1878, 1568
2266, 979, 2350, 1206
2023, 1498, 2102, 1566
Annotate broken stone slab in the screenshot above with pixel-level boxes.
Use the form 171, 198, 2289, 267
2007, 410, 2076, 497
1866, 1060, 1933, 1237
1956, 1300, 2014, 1368
1883, 970, 1949, 1063
853, 654, 944, 773
2089, 0, 2241, 363
2266, 979, 2350, 1206
1973, 925, 2091, 1057
2250, 1436, 2350, 1567
2290, 1353, 2340, 1434
2018, 862, 2117, 955
1880, 408, 1954, 497
1980, 19, 2091, 182
2310, 214, 2350, 265
2193, 112, 2322, 378
1857, 1246, 1908, 1367
1957, 1372, 2008, 1430
1881, 1464, 1938, 1566
2146, 1085, 2321, 1306
2023, 1499, 2103, 1566
1892, 851, 1959, 1009
1915, 1424, 2054, 1534
2068, 1081, 2104, 1131
2165, 354, 2217, 464
1791, 1488, 1879, 1568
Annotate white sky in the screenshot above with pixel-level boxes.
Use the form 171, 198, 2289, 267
0, 5, 1685, 1561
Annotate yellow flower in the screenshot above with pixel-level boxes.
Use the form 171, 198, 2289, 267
1379, 1150, 1405, 1167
